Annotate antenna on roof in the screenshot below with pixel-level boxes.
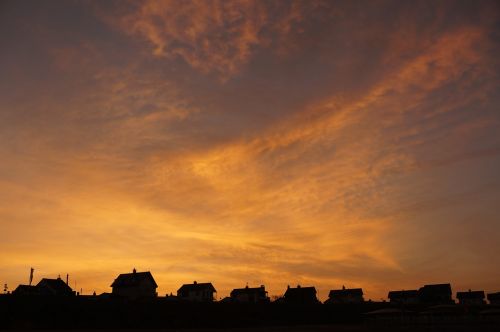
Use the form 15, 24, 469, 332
66, 274, 69, 285
29, 267, 34, 286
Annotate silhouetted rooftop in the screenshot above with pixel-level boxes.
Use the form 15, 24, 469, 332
456, 290, 485, 299
388, 290, 418, 299
12, 285, 38, 295
230, 285, 266, 297
284, 285, 318, 303
419, 283, 452, 295
37, 277, 73, 296
329, 288, 363, 297
111, 271, 158, 288
177, 282, 216, 293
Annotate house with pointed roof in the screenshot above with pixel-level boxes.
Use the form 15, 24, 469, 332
177, 281, 216, 302
326, 286, 364, 304
283, 285, 319, 304
456, 290, 485, 305
12, 285, 39, 296
230, 285, 269, 303
37, 277, 74, 296
418, 283, 453, 305
111, 269, 158, 298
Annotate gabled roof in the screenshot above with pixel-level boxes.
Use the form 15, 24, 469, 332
178, 282, 216, 293
457, 290, 485, 299
111, 271, 158, 288
13, 285, 38, 295
37, 278, 74, 295
230, 285, 267, 297
419, 283, 452, 295
284, 286, 317, 298
329, 288, 363, 298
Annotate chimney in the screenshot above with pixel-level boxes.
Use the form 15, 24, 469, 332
194, 281, 197, 285
133, 268, 136, 274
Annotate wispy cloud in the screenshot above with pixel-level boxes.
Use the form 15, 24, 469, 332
96, 0, 325, 79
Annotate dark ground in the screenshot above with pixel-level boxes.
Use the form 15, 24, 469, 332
1, 295, 499, 331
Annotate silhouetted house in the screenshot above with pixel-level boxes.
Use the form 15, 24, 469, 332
283, 285, 319, 304
418, 283, 453, 305
177, 281, 216, 302
388, 290, 419, 305
12, 285, 38, 296
326, 286, 364, 304
37, 277, 74, 296
111, 269, 158, 298
456, 290, 485, 305
487, 292, 500, 305
230, 285, 269, 303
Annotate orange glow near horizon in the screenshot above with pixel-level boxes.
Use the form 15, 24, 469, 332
1, 0, 500, 301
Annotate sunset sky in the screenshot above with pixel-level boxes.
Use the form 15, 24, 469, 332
1, 0, 500, 301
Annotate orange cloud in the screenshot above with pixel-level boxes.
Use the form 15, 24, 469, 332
100, 0, 321, 78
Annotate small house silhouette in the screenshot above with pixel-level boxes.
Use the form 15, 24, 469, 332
326, 286, 364, 304
388, 290, 419, 304
283, 285, 319, 304
177, 281, 216, 302
111, 269, 158, 299
230, 285, 269, 303
418, 283, 453, 305
456, 289, 485, 305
